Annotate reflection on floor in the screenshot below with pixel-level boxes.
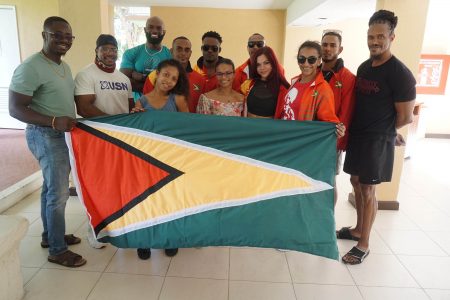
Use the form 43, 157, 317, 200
2, 138, 450, 300
0, 129, 39, 191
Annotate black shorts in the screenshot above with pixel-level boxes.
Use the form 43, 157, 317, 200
343, 135, 395, 184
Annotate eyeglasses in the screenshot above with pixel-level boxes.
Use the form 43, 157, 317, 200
201, 45, 219, 52
297, 56, 319, 65
45, 31, 75, 42
216, 71, 234, 77
99, 46, 118, 54
247, 41, 265, 48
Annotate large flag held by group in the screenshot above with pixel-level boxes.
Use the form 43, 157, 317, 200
66, 111, 339, 260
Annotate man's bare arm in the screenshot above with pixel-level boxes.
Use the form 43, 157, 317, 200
395, 100, 415, 129
9, 90, 76, 131
120, 68, 145, 92
394, 99, 415, 146
128, 98, 135, 112
75, 94, 107, 118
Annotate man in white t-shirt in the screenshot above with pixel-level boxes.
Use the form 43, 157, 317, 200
74, 34, 133, 248
75, 34, 133, 117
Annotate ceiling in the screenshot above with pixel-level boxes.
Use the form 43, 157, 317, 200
108, 0, 293, 9
290, 0, 376, 27
108, 0, 376, 26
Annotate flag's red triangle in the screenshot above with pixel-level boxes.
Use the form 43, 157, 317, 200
70, 124, 183, 230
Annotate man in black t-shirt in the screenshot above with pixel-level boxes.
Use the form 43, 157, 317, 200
337, 10, 416, 264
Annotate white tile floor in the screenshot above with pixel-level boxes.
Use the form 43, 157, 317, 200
3, 138, 450, 300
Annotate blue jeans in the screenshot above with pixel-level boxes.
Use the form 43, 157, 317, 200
26, 125, 70, 255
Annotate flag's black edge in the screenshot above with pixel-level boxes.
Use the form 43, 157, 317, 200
75, 122, 184, 235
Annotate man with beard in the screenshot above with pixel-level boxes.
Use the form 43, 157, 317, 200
233, 33, 266, 90
9, 16, 86, 267
193, 31, 223, 92
120, 16, 171, 100
339, 10, 416, 265
320, 31, 356, 207
143, 36, 206, 112
74, 34, 133, 249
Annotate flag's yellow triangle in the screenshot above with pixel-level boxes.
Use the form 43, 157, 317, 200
83, 121, 332, 237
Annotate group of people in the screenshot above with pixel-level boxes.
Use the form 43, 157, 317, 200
8, 8, 416, 268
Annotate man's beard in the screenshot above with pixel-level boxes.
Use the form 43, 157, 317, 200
146, 32, 165, 45
370, 53, 382, 60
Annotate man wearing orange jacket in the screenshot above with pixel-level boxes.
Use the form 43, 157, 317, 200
321, 31, 355, 151
143, 36, 205, 112
193, 31, 223, 93
321, 31, 356, 206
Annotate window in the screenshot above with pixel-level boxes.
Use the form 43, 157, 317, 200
113, 6, 150, 66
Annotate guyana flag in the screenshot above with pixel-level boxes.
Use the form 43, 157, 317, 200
66, 111, 338, 260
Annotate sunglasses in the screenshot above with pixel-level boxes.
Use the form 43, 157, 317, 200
297, 56, 319, 65
45, 31, 75, 42
247, 41, 265, 48
201, 45, 219, 52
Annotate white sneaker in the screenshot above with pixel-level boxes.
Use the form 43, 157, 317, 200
87, 226, 107, 249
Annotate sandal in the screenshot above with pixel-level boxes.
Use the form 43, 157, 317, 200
342, 246, 370, 265
41, 234, 81, 248
336, 227, 360, 241
48, 250, 87, 268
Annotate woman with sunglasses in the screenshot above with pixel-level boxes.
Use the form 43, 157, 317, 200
275, 41, 345, 137
197, 58, 244, 116
241, 46, 290, 118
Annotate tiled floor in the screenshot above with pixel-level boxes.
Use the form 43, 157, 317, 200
3, 138, 450, 300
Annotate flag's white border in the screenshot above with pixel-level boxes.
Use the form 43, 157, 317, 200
66, 121, 333, 238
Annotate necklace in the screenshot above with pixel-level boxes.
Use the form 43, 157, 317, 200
144, 45, 163, 56
40, 51, 66, 78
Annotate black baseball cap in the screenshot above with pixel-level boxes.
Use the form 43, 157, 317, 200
96, 34, 118, 49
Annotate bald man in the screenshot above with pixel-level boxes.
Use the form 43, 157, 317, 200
120, 16, 171, 100
233, 33, 266, 89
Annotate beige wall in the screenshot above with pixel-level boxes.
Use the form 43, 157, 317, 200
0, 0, 58, 60
151, 7, 286, 69
0, 0, 104, 74
375, 0, 429, 203
99, 0, 112, 34
58, 0, 103, 75
283, 18, 369, 81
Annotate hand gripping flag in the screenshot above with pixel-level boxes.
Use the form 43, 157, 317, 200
66, 111, 339, 260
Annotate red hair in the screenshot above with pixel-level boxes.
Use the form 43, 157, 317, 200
249, 46, 289, 95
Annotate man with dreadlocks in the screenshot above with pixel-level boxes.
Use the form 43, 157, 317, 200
339, 10, 416, 264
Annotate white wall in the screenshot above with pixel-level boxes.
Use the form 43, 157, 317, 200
283, 17, 368, 82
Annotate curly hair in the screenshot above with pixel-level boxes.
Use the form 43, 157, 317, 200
369, 10, 398, 33
156, 59, 190, 99
202, 31, 222, 44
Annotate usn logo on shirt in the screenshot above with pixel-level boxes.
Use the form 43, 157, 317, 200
100, 81, 129, 91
